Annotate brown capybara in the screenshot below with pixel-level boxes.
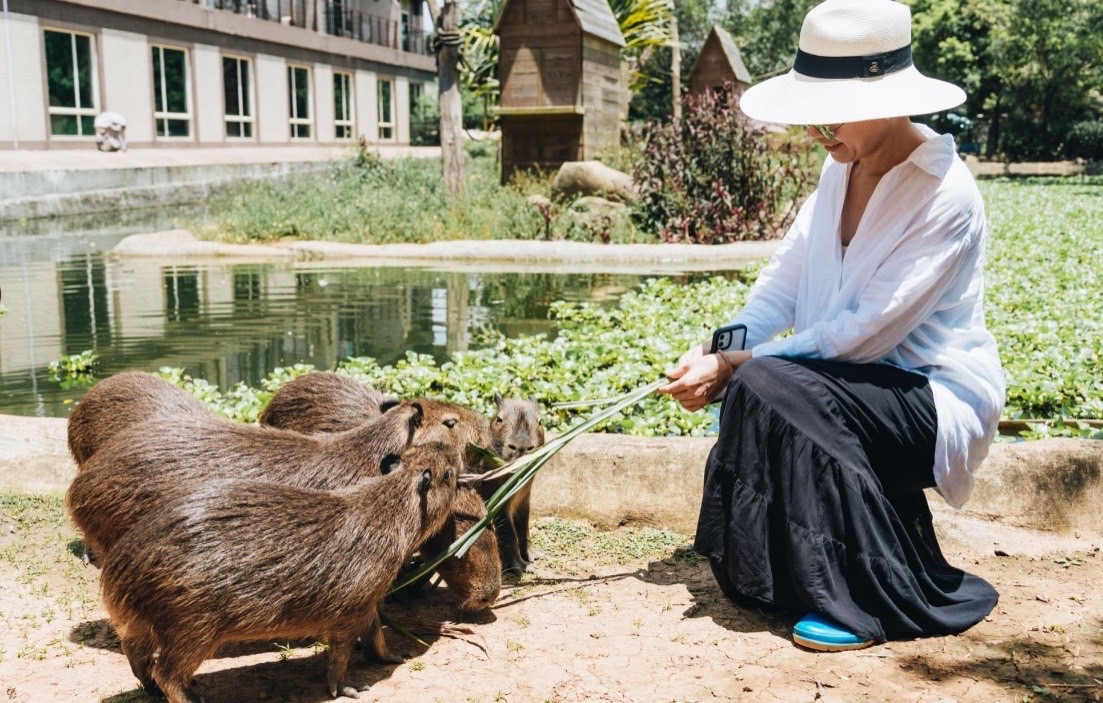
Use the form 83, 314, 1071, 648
101, 443, 459, 703
66, 400, 423, 563
260, 372, 494, 471
488, 395, 546, 574
258, 371, 395, 434
66, 371, 212, 468
259, 372, 501, 610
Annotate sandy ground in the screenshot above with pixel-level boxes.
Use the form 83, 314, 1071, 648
1, 494, 1101, 703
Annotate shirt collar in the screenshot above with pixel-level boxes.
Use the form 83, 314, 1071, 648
905, 124, 956, 178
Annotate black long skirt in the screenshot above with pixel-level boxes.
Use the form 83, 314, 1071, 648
694, 356, 998, 642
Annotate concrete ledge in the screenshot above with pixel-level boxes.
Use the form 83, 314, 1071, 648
3, 413, 1100, 537
111, 229, 781, 270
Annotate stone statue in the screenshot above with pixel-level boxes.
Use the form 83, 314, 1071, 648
94, 112, 128, 152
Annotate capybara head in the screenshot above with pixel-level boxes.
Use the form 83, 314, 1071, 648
260, 372, 394, 434
67, 371, 211, 468
410, 399, 494, 472
419, 487, 501, 612
491, 395, 546, 461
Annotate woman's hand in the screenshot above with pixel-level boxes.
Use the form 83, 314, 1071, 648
658, 347, 753, 412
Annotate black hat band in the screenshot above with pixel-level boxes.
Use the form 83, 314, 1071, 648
793, 44, 912, 79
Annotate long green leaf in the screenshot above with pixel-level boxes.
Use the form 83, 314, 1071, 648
388, 378, 665, 594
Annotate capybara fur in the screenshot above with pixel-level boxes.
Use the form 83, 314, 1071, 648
260, 372, 494, 471
66, 401, 424, 562
259, 372, 501, 609
489, 395, 546, 574
67, 372, 212, 468
100, 443, 459, 703
258, 371, 394, 434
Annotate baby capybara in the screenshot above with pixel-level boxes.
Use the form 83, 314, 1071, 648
260, 372, 501, 611
260, 372, 494, 471
66, 371, 211, 468
101, 443, 459, 703
489, 395, 546, 574
258, 371, 395, 434
66, 400, 424, 562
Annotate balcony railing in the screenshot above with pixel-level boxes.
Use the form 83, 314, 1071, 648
192, 0, 432, 55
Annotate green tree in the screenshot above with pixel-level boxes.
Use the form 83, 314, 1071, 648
629, 0, 719, 120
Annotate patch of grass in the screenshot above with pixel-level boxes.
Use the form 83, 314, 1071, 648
530, 517, 691, 566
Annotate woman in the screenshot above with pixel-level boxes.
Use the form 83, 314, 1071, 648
658, 0, 1005, 651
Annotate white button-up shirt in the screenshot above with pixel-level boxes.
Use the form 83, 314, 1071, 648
731, 125, 1005, 508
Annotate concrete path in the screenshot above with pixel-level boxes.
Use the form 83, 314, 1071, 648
0, 144, 440, 172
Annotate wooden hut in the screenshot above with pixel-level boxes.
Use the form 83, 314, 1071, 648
689, 26, 752, 99
494, 0, 629, 182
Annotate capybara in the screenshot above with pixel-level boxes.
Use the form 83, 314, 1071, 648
66, 400, 424, 562
259, 372, 501, 610
489, 395, 546, 573
66, 372, 211, 468
258, 371, 395, 434
100, 443, 459, 703
260, 372, 494, 471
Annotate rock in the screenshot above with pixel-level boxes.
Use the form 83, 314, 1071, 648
552, 161, 637, 204
94, 111, 128, 152
526, 194, 552, 211
553, 196, 631, 240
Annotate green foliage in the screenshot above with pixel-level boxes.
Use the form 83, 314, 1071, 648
633, 89, 817, 242
1065, 121, 1103, 162
48, 351, 97, 388
202, 151, 550, 244
722, 0, 818, 79
983, 178, 1103, 422
0, 303, 7, 317
629, 0, 718, 121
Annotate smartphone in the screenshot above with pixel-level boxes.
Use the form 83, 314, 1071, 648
709, 323, 747, 354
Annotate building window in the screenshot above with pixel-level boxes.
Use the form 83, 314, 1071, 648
288, 65, 312, 139
334, 72, 354, 140
223, 56, 254, 139
151, 45, 192, 138
377, 77, 394, 141
43, 29, 98, 137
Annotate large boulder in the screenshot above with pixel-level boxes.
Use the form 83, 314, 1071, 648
552, 161, 637, 204
553, 196, 632, 241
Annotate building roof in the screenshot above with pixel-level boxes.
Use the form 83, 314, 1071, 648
495, 0, 626, 48
700, 26, 752, 84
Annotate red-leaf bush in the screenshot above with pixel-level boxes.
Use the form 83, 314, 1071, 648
632, 86, 818, 243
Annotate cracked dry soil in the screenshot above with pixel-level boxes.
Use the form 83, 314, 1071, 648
0, 494, 1101, 703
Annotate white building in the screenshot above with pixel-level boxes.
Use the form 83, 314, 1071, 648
0, 0, 437, 149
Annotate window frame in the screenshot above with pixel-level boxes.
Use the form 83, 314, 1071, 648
42, 27, 100, 139
377, 76, 396, 142
288, 64, 314, 140
333, 71, 355, 141
150, 43, 194, 140
222, 54, 256, 141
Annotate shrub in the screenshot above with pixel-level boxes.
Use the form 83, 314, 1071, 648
632, 86, 818, 244
1065, 121, 1103, 162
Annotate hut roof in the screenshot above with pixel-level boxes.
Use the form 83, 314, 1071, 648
698, 26, 752, 84
494, 0, 626, 48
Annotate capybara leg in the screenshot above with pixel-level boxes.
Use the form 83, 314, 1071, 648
152, 640, 212, 703
362, 613, 404, 664
495, 511, 526, 575
326, 635, 368, 699
514, 487, 534, 564
118, 626, 162, 698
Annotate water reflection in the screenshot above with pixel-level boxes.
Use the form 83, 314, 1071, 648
1, 244, 651, 418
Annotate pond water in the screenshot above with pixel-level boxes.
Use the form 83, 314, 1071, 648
0, 210, 718, 418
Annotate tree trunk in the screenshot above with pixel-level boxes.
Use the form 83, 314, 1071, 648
671, 16, 681, 122
437, 0, 464, 195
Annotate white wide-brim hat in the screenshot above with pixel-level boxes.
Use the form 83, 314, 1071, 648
739, 0, 966, 125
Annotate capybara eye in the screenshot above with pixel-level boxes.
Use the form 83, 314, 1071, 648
443, 418, 458, 429
380, 454, 402, 475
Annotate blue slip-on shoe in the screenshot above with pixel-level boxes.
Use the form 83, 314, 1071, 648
792, 613, 875, 652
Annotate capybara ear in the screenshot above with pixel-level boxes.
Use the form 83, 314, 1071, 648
494, 393, 504, 407
419, 469, 432, 495
379, 397, 401, 413
380, 454, 402, 475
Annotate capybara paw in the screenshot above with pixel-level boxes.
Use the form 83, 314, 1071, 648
379, 651, 405, 665
329, 682, 364, 699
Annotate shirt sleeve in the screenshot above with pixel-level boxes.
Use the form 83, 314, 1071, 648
729, 190, 816, 348
752, 196, 982, 363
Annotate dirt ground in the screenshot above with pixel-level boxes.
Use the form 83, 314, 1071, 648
1, 494, 1101, 703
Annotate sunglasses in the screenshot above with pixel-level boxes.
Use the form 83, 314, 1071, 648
812, 124, 844, 141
